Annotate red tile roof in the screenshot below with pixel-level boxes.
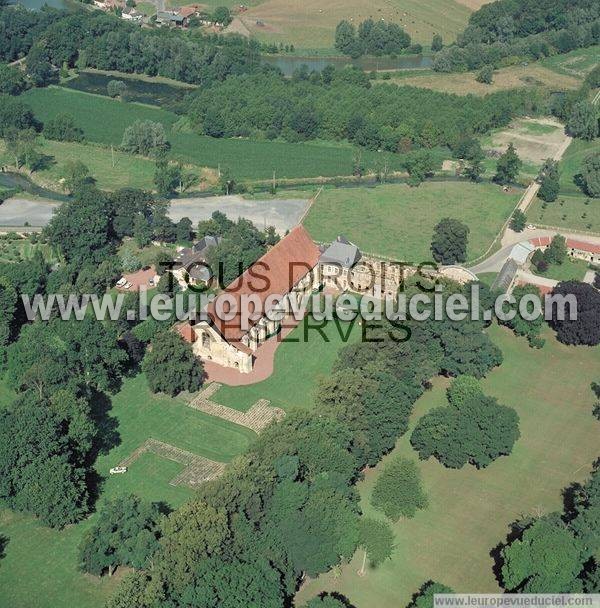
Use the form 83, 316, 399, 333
529, 237, 552, 248
205, 225, 320, 343
177, 5, 199, 17
529, 236, 600, 254
566, 239, 600, 255
176, 321, 196, 343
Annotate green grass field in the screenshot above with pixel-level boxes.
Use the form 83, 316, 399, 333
533, 257, 592, 282
528, 194, 600, 233
299, 324, 600, 607
303, 181, 522, 262
541, 45, 600, 79
0, 374, 256, 608
37, 139, 156, 191
20, 87, 408, 181
215, 316, 362, 412
558, 138, 598, 195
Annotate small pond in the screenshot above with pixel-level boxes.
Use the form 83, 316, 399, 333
61, 71, 196, 109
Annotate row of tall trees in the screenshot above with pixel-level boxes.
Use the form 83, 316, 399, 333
185, 69, 543, 151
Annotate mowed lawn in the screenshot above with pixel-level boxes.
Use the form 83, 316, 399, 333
215, 316, 362, 412
299, 324, 600, 608
533, 257, 591, 282
0, 374, 256, 608
303, 181, 521, 262
528, 194, 600, 233
20, 87, 407, 180
240, 0, 472, 49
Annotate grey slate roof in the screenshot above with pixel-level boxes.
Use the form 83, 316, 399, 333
319, 236, 361, 268
491, 258, 518, 293
157, 11, 184, 22
173, 235, 221, 270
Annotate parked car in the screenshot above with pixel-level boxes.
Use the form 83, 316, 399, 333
109, 466, 127, 475
116, 277, 127, 287
527, 224, 536, 230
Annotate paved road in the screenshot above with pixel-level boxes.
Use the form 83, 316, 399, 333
0, 194, 311, 234
470, 228, 600, 275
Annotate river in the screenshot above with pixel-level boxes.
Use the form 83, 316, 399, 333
262, 54, 433, 77
10, 0, 77, 10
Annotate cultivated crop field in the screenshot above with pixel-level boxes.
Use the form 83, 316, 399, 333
386, 63, 582, 95
237, 0, 473, 50
303, 181, 522, 262
20, 87, 407, 181
299, 325, 600, 608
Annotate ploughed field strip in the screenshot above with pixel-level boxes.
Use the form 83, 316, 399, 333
117, 438, 226, 488
188, 383, 286, 433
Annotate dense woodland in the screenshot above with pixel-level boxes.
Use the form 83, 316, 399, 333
434, 0, 600, 71
185, 70, 543, 150
0, 6, 263, 85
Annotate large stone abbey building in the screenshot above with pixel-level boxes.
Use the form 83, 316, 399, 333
178, 227, 409, 373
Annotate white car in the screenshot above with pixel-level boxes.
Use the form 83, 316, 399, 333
109, 466, 127, 475
527, 224, 536, 230
116, 277, 127, 287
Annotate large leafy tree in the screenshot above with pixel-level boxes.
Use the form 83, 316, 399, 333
45, 184, 115, 269
566, 101, 599, 140
142, 331, 204, 396
493, 142, 522, 185
179, 557, 284, 608
411, 376, 520, 469
357, 517, 394, 574
7, 318, 126, 397
79, 495, 162, 576
548, 281, 600, 346
0, 397, 89, 527
581, 151, 600, 198
408, 581, 455, 608
501, 517, 585, 592
500, 285, 545, 348
431, 218, 469, 264
371, 457, 427, 520
109, 188, 154, 239
537, 159, 560, 202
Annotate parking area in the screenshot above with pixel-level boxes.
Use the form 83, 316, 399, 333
0, 194, 311, 234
